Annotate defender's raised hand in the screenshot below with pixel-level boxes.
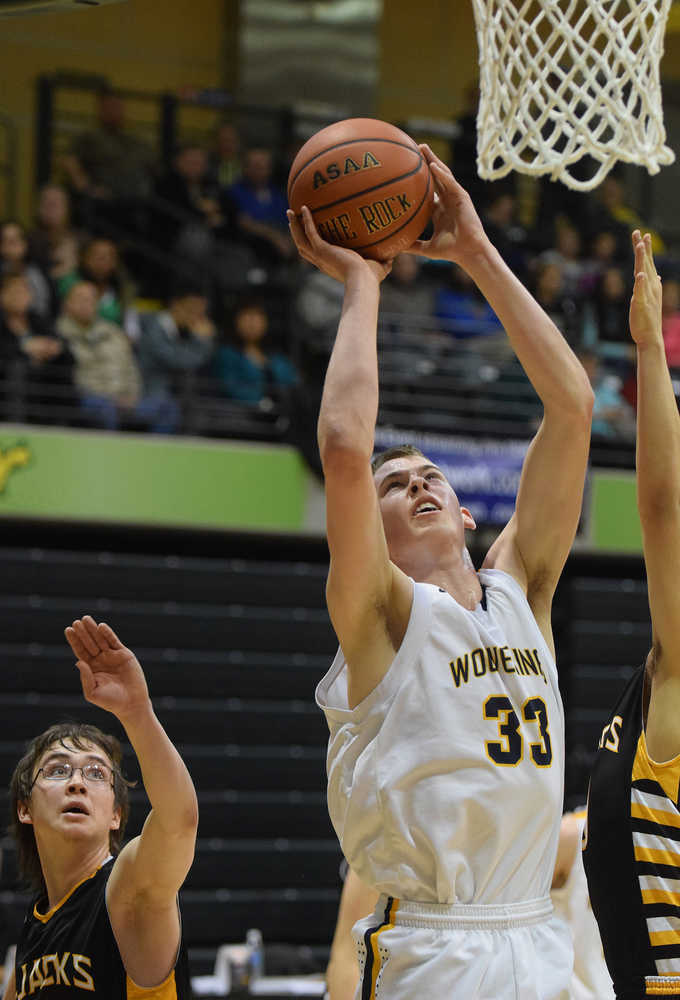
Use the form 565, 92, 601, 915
405, 145, 487, 265
65, 616, 150, 723
630, 230, 663, 349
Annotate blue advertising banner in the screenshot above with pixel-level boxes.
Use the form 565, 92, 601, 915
373, 427, 529, 526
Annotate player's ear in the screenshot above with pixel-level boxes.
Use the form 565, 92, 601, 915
461, 506, 477, 531
17, 801, 33, 826
110, 805, 121, 832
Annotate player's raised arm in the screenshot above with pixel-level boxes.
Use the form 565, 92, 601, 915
629, 232, 680, 762
64, 616, 198, 988
411, 146, 593, 635
288, 208, 411, 707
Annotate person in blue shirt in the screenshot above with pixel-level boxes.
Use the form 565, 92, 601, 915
213, 298, 298, 404
226, 148, 293, 265
435, 262, 504, 338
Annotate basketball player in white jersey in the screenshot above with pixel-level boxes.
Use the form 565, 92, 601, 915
326, 812, 615, 1000
287, 146, 593, 999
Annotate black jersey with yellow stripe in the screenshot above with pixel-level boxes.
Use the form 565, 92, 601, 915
583, 663, 680, 999
14, 858, 191, 1000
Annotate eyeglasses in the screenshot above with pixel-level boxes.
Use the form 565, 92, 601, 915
31, 761, 114, 789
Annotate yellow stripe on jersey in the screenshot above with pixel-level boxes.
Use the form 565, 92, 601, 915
635, 846, 680, 867
634, 733, 680, 806
367, 897, 399, 1000
646, 974, 680, 995
649, 930, 680, 947
633, 802, 680, 830
34, 865, 103, 924
127, 970, 179, 1000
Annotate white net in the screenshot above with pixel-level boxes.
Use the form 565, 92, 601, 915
472, 0, 676, 191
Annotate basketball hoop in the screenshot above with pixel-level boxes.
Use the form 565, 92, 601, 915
472, 0, 676, 191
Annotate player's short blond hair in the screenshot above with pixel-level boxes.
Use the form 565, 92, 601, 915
371, 444, 426, 475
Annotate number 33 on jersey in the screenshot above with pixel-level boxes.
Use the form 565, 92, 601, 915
483, 695, 553, 767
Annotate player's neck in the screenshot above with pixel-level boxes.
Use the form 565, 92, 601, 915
39, 840, 111, 910
409, 547, 483, 610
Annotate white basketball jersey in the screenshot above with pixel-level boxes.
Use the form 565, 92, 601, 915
316, 568, 565, 904
551, 814, 615, 1000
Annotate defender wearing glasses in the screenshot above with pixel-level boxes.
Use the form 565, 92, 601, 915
3, 615, 198, 1000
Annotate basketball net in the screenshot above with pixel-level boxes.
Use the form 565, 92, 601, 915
472, 0, 676, 191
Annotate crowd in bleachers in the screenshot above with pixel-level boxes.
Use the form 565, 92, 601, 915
2, 83, 680, 452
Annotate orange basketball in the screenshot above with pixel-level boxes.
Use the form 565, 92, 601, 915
287, 118, 434, 262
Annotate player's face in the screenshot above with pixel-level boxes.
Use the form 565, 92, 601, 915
374, 456, 474, 561
18, 740, 121, 844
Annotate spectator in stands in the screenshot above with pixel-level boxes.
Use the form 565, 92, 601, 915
536, 222, 587, 299
661, 277, 680, 368
295, 264, 346, 349
589, 172, 665, 260
28, 184, 83, 282
213, 298, 298, 404
154, 141, 225, 255
434, 263, 504, 339
0, 220, 54, 319
378, 255, 443, 368
226, 147, 293, 266
208, 121, 242, 192
530, 257, 582, 348
532, 169, 597, 254
481, 185, 529, 281
57, 281, 175, 433
61, 86, 156, 218
586, 265, 632, 365
59, 237, 136, 332
379, 254, 438, 324
0, 275, 74, 421
3, 615, 196, 1000
136, 286, 216, 422
0, 275, 59, 359
578, 228, 621, 298
578, 349, 636, 440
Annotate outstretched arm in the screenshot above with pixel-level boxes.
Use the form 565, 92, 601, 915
287, 210, 412, 707
65, 616, 198, 987
629, 232, 680, 762
411, 148, 593, 636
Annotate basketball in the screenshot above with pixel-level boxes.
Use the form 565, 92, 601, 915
287, 118, 434, 262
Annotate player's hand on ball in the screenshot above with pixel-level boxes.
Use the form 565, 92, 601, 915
406, 145, 488, 265
65, 615, 150, 723
288, 207, 391, 284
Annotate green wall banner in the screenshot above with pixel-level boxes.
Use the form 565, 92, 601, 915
0, 425, 313, 533
0, 424, 646, 552
589, 470, 642, 553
